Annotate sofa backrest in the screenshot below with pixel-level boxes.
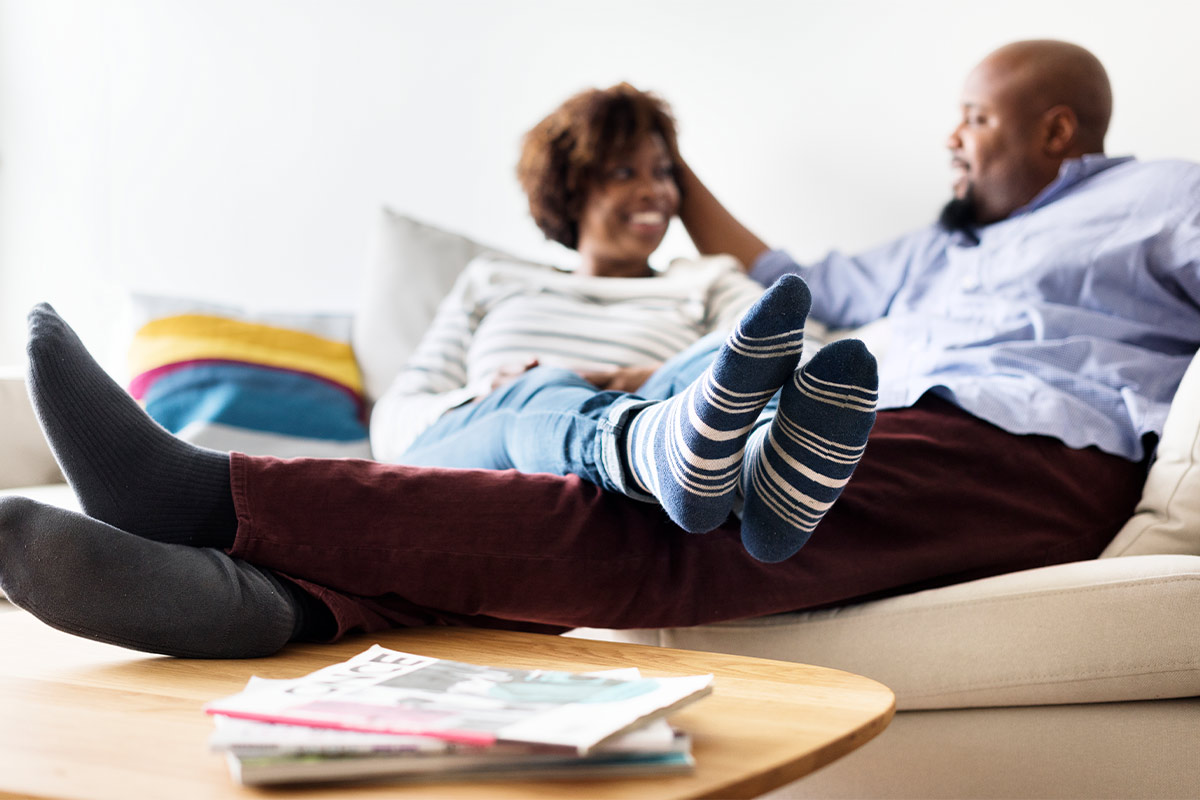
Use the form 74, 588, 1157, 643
352, 208, 514, 403
1102, 353, 1200, 557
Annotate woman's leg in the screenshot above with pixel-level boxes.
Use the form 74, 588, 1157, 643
739, 339, 878, 562
635, 331, 726, 399
400, 366, 625, 489
401, 276, 816, 533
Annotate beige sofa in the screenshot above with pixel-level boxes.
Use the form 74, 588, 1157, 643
3, 211, 1199, 798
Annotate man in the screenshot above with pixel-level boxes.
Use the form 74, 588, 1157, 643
2, 40, 1198, 658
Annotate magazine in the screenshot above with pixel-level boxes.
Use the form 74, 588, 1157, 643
224, 746, 695, 786
204, 645, 713, 755
210, 669, 697, 785
218, 719, 693, 786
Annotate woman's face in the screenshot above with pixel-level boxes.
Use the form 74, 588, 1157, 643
575, 133, 680, 277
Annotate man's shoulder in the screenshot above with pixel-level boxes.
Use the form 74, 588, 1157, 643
1108, 157, 1200, 187
1055, 157, 1200, 220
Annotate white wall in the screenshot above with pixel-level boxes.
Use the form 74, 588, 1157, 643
2, 0, 1199, 370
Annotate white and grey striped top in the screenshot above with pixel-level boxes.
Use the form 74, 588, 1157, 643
371, 253, 765, 459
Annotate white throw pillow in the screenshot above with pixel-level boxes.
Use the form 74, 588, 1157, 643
1102, 350, 1200, 556
352, 209, 514, 403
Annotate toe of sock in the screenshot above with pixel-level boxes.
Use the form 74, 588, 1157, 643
740, 516, 809, 563
805, 338, 878, 389
735, 275, 811, 339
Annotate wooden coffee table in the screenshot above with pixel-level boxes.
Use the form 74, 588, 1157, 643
0, 607, 893, 799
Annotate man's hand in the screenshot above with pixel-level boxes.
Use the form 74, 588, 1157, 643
488, 358, 540, 392
578, 364, 660, 393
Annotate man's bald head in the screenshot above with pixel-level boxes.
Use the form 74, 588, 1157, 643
976, 40, 1112, 153
944, 40, 1113, 227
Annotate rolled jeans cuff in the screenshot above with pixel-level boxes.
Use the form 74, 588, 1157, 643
596, 395, 657, 503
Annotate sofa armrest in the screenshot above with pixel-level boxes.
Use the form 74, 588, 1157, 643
0, 367, 63, 489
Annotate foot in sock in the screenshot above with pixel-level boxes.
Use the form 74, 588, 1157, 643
622, 275, 810, 533
0, 496, 297, 658
740, 338, 878, 562
25, 303, 236, 546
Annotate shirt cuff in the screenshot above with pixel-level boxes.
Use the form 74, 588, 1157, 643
749, 249, 802, 287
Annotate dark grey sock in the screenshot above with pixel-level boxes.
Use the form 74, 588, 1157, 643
25, 303, 236, 548
0, 496, 298, 658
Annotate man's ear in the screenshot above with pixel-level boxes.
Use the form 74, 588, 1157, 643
1041, 105, 1079, 157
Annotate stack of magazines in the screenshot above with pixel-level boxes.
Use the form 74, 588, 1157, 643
203, 644, 714, 786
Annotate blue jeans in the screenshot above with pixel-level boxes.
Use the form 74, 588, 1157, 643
400, 332, 779, 496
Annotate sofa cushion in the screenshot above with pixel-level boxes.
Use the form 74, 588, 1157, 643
576, 554, 1200, 710
0, 368, 63, 489
127, 295, 371, 459
1102, 351, 1200, 556
352, 209, 515, 404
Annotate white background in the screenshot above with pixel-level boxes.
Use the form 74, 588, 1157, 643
2, 0, 1198, 370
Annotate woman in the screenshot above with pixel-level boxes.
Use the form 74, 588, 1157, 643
371, 83, 767, 459
373, 84, 878, 552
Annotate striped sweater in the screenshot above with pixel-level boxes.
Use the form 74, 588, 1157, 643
370, 253, 765, 460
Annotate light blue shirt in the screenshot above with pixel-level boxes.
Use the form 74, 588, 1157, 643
752, 155, 1200, 461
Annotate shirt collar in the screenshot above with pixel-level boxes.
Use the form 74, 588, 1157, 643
1017, 153, 1135, 215
949, 154, 1136, 246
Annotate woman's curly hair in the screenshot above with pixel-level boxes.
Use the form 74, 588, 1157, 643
517, 83, 681, 251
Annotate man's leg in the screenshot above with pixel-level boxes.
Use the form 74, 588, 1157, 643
16, 303, 1144, 643
25, 303, 236, 546
0, 496, 301, 657
228, 395, 1145, 638
12, 304, 337, 656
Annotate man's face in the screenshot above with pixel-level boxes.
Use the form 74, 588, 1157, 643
945, 59, 1053, 226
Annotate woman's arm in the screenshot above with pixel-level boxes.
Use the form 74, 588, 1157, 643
368, 265, 483, 461
675, 157, 771, 272
705, 263, 774, 334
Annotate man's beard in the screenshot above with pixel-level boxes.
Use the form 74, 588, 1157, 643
938, 193, 979, 239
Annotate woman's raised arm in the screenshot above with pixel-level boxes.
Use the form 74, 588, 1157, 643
675, 157, 771, 273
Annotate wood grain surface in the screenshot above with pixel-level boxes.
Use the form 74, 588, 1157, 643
0, 607, 893, 800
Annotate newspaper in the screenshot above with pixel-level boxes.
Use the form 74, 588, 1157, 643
204, 645, 713, 755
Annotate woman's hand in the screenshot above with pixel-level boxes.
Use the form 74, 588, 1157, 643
488, 358, 540, 392
578, 364, 660, 393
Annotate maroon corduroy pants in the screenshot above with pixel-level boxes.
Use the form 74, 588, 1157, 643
227, 396, 1146, 639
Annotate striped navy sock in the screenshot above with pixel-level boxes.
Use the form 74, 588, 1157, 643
622, 275, 810, 533
740, 338, 878, 562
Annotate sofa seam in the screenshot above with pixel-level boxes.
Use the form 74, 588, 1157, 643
718, 573, 1200, 629
902, 663, 1200, 701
